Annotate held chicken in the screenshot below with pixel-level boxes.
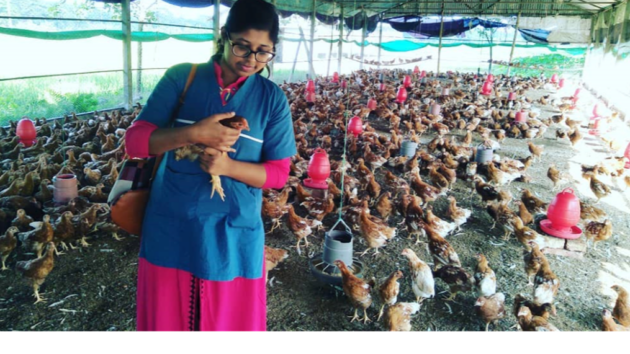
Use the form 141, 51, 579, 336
475, 293, 506, 331
612, 285, 630, 327
384, 302, 421, 331
16, 242, 56, 304
584, 219, 613, 249
517, 306, 559, 331
533, 256, 560, 306
0, 227, 18, 270
445, 196, 471, 231
377, 270, 403, 321
474, 254, 497, 297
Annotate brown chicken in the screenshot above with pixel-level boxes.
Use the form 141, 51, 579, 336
16, 242, 55, 304
475, 293, 506, 331
445, 196, 471, 231
405, 197, 425, 244
517, 305, 559, 331
516, 201, 533, 225
474, 254, 496, 297
584, 219, 613, 249
375, 192, 393, 221
18, 214, 54, 258
264, 245, 288, 284
474, 176, 500, 204
335, 260, 374, 324
358, 208, 396, 256
11, 209, 34, 232
401, 248, 435, 302
568, 128, 582, 147
377, 270, 403, 321
511, 216, 546, 250
366, 174, 381, 199
384, 302, 421, 331
612, 285, 630, 327
580, 201, 607, 222
602, 309, 629, 331
527, 141, 544, 162
433, 264, 474, 301
262, 186, 291, 233
584, 173, 611, 203
286, 204, 321, 255
410, 167, 443, 203
547, 164, 567, 190
533, 256, 560, 305
523, 241, 544, 285
513, 293, 556, 320
521, 189, 547, 214
300, 193, 335, 222
426, 226, 461, 269
429, 165, 449, 190
53, 211, 75, 252
0, 226, 18, 270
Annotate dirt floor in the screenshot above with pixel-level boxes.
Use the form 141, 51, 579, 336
1, 76, 629, 331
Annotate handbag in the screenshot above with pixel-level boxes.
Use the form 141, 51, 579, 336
109, 64, 198, 235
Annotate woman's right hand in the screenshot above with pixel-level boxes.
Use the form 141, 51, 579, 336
187, 112, 241, 153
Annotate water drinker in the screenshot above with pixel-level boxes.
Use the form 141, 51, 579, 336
347, 116, 363, 137
540, 188, 582, 239
515, 111, 527, 123
395, 86, 408, 103
16, 118, 37, 147
303, 148, 330, 199
403, 75, 412, 88
367, 98, 377, 111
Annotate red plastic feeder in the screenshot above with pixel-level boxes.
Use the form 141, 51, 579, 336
305, 90, 316, 103
16, 118, 37, 147
589, 117, 606, 136
367, 98, 377, 111
551, 74, 559, 84
303, 148, 331, 199
379, 83, 386, 92
420, 70, 427, 78
347, 116, 363, 137
515, 111, 527, 123
624, 142, 630, 168
403, 75, 412, 88
559, 78, 565, 89
486, 74, 494, 83
508, 92, 517, 101
413, 65, 420, 74
395, 86, 408, 103
341, 80, 347, 89
481, 81, 493, 96
540, 188, 582, 239
306, 79, 315, 93
332, 72, 339, 83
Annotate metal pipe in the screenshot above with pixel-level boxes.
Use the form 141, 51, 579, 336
437, 1, 445, 74
377, 17, 383, 70
122, 0, 132, 110
0, 68, 172, 82
213, 0, 221, 50
360, 9, 367, 70
338, 4, 344, 74
310, 0, 316, 78
0, 16, 215, 30
507, 5, 522, 77
326, 2, 336, 78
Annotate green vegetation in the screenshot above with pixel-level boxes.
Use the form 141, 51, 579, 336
493, 53, 585, 77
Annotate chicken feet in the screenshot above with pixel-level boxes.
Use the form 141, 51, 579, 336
349, 308, 371, 324
210, 174, 225, 201
32, 285, 46, 304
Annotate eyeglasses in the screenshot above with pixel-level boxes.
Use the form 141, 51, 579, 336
225, 33, 276, 63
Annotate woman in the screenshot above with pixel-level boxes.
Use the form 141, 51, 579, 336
125, 0, 295, 331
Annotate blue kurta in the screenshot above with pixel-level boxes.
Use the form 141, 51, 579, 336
135, 60, 296, 281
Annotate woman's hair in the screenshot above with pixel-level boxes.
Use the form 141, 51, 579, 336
213, 0, 280, 77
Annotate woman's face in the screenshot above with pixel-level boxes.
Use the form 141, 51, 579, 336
222, 29, 274, 77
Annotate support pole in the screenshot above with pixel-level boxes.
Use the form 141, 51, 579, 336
309, 0, 316, 78
377, 17, 383, 70
270, 0, 277, 77
326, 3, 336, 78
338, 5, 344, 74
122, 0, 132, 109
289, 36, 303, 83
437, 1, 445, 75
213, 0, 220, 49
507, 6, 522, 76
360, 9, 367, 70
137, 23, 143, 96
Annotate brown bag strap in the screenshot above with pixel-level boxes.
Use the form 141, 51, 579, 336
150, 64, 198, 180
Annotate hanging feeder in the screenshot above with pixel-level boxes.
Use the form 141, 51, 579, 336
379, 82, 386, 91
332, 72, 339, 83
52, 174, 78, 205
305, 79, 315, 93
403, 75, 412, 88
515, 110, 527, 123
395, 86, 408, 103
305, 90, 316, 103
367, 98, 377, 111
624, 142, 630, 169
340, 79, 348, 90
347, 116, 363, 137
303, 148, 330, 199
309, 220, 365, 288
442, 87, 450, 96
540, 188, 582, 239
487, 74, 494, 83
588, 117, 605, 136
474, 143, 494, 164
481, 81, 493, 96
400, 140, 418, 158
16, 118, 37, 147
430, 103, 441, 116
550, 74, 559, 84
592, 104, 602, 118
559, 78, 565, 89
413, 65, 420, 74
508, 92, 517, 101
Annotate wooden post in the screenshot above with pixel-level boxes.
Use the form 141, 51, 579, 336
507, 6, 522, 76
338, 4, 344, 74
309, 0, 316, 78
122, 0, 132, 109
437, 1, 445, 74
360, 9, 367, 70
377, 17, 383, 70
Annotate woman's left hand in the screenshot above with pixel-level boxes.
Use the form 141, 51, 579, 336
199, 147, 232, 176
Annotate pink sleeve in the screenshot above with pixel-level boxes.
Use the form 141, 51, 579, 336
261, 158, 291, 189
125, 120, 158, 158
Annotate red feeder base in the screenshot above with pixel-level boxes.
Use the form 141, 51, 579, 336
540, 219, 582, 240
19, 139, 36, 147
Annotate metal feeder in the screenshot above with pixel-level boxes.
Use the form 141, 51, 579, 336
309, 219, 365, 288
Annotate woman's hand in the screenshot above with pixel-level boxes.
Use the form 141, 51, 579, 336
199, 147, 232, 176
187, 112, 241, 153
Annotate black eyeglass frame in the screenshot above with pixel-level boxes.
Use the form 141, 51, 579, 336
225, 32, 276, 63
